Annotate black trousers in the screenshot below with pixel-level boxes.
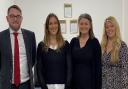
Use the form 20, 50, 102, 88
11, 80, 31, 89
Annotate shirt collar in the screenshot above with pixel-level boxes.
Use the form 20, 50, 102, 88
9, 28, 22, 34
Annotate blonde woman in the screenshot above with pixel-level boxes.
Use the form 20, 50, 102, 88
36, 13, 71, 89
101, 16, 128, 89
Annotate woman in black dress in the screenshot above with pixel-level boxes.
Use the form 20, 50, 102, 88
36, 13, 71, 89
70, 13, 102, 89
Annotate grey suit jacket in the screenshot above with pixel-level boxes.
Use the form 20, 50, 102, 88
0, 29, 36, 89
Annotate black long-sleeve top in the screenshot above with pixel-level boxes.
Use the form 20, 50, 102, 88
36, 41, 72, 89
70, 37, 102, 89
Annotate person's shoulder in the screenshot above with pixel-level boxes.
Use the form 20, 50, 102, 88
38, 41, 44, 47
121, 41, 128, 48
21, 28, 35, 34
63, 40, 69, 48
91, 37, 100, 44
70, 37, 78, 43
22, 28, 35, 39
0, 29, 9, 37
91, 37, 99, 42
120, 41, 128, 57
65, 40, 69, 44
0, 29, 9, 34
90, 37, 101, 48
71, 37, 78, 41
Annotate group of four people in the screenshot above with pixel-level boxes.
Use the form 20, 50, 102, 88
0, 5, 128, 89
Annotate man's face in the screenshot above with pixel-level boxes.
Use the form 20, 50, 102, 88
6, 8, 22, 31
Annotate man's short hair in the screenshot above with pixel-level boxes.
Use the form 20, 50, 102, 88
8, 5, 22, 15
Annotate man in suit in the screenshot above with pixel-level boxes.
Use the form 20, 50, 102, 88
0, 5, 36, 89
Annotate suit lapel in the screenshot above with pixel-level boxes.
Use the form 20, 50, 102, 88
22, 29, 34, 89
5, 29, 13, 79
6, 29, 13, 60
21, 29, 30, 63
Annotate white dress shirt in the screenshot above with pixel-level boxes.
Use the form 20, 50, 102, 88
10, 28, 29, 84
47, 84, 65, 89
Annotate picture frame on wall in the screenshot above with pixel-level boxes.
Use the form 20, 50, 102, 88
60, 20, 66, 34
64, 3, 72, 18
70, 19, 78, 34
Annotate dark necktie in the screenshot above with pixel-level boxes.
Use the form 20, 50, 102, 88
13, 32, 20, 86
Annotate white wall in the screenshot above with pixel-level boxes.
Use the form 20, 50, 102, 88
122, 0, 128, 45
14, 0, 122, 44
0, 0, 14, 30
0, 0, 124, 44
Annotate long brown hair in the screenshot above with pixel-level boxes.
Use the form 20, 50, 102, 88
43, 13, 65, 52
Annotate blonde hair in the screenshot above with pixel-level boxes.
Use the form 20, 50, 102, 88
101, 16, 122, 64
43, 13, 65, 52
